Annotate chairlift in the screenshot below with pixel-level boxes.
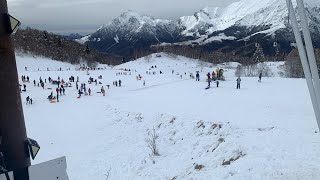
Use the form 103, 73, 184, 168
273, 42, 278, 47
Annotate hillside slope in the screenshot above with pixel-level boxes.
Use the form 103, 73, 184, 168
16, 54, 320, 180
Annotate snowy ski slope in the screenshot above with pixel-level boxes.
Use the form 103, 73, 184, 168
17, 53, 320, 180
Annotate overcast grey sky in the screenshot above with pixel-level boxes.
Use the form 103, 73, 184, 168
7, 0, 238, 35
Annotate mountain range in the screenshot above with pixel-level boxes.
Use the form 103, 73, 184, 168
80, 0, 320, 59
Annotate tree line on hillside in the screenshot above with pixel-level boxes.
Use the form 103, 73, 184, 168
12, 27, 318, 78
12, 28, 122, 66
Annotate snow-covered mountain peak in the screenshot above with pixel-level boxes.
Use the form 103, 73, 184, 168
200, 7, 222, 19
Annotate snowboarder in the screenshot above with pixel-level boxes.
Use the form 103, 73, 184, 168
236, 77, 241, 89
259, 72, 262, 82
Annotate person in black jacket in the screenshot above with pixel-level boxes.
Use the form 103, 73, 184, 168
236, 77, 241, 89
259, 72, 262, 82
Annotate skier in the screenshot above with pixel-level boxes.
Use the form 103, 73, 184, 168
259, 72, 262, 82
23, 84, 26, 91
88, 88, 91, 96
236, 77, 241, 89
196, 72, 200, 81
59, 87, 63, 95
41, 82, 44, 89
216, 80, 219, 87
119, 80, 122, 87
33, 80, 36, 86
107, 84, 110, 89
207, 77, 211, 88
30, 98, 33, 104
207, 72, 211, 80
212, 71, 216, 81
56, 87, 59, 95
216, 67, 220, 79
63, 87, 65, 95
26, 96, 30, 104
27, 76, 29, 82
101, 86, 105, 96
77, 76, 79, 82
115, 81, 118, 87
78, 89, 82, 98
143, 80, 145, 86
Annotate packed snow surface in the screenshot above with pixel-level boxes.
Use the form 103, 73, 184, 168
17, 53, 320, 180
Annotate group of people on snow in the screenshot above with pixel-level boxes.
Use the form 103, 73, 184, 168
113, 80, 122, 87
21, 75, 30, 83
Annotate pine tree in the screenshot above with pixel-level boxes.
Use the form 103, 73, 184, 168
252, 43, 266, 63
